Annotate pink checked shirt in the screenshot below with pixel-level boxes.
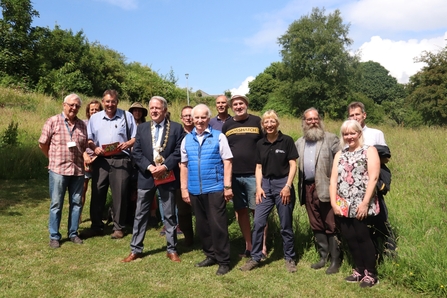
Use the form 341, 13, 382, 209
39, 113, 88, 176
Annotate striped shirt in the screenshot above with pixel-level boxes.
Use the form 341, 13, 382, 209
39, 113, 87, 176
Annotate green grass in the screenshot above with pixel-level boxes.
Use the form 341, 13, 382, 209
0, 87, 446, 297
0, 180, 422, 298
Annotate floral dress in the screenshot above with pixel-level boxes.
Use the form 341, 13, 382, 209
337, 145, 379, 218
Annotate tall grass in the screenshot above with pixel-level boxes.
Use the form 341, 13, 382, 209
0, 87, 446, 296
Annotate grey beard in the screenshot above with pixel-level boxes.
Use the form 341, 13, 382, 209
304, 127, 324, 142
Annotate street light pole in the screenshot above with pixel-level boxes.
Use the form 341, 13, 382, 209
185, 73, 189, 105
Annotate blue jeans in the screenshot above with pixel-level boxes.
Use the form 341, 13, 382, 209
48, 170, 83, 240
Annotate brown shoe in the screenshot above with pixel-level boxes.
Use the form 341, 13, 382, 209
121, 252, 142, 263
111, 230, 124, 239
166, 252, 181, 262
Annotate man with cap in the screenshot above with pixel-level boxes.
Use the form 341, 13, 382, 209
222, 94, 266, 258
209, 95, 231, 131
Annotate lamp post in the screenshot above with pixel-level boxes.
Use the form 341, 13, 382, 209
185, 73, 189, 105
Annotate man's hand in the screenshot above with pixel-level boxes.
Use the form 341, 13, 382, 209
150, 165, 167, 179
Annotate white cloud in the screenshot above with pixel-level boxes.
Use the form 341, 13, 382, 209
344, 0, 447, 31
96, 0, 138, 10
230, 76, 255, 96
358, 33, 447, 83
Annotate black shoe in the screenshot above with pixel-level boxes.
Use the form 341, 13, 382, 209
195, 257, 217, 267
216, 265, 230, 275
79, 229, 104, 239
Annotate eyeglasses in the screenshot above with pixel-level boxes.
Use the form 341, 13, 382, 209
305, 117, 319, 123
65, 103, 81, 109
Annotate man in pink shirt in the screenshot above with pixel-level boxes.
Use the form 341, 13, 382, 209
39, 93, 88, 248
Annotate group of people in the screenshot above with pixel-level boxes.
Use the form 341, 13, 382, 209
39, 91, 395, 284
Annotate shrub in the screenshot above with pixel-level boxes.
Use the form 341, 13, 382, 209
0, 120, 19, 147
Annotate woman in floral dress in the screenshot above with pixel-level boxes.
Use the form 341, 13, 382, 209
329, 120, 381, 288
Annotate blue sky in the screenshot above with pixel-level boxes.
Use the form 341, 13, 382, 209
31, 0, 447, 96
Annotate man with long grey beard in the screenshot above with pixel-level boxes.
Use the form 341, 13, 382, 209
295, 108, 341, 274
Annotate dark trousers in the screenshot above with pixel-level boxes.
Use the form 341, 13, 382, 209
339, 217, 377, 274
190, 191, 230, 265
304, 183, 336, 235
175, 189, 194, 240
131, 186, 178, 253
90, 156, 131, 231
252, 177, 296, 262
371, 196, 397, 253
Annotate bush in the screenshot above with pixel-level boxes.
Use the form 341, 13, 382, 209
0, 120, 19, 147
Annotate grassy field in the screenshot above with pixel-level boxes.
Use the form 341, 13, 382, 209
0, 88, 446, 297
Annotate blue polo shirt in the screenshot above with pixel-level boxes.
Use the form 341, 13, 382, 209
87, 109, 137, 148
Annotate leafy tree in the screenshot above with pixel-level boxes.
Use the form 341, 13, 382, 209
354, 61, 406, 104
407, 47, 447, 126
0, 0, 39, 84
247, 62, 281, 111
277, 7, 358, 118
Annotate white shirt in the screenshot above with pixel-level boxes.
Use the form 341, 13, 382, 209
363, 125, 387, 146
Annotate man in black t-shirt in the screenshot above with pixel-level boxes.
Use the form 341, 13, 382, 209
222, 95, 266, 258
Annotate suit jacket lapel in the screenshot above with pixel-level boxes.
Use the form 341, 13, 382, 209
315, 138, 323, 163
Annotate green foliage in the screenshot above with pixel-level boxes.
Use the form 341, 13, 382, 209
261, 92, 295, 116
0, 1, 187, 102
277, 7, 358, 118
407, 46, 447, 126
0, 0, 39, 78
353, 61, 406, 104
0, 120, 19, 147
248, 62, 282, 111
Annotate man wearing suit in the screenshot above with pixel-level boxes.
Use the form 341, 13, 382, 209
295, 108, 341, 274
122, 96, 184, 263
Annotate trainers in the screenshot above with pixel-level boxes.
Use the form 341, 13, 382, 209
285, 259, 297, 273
239, 259, 259, 271
345, 269, 364, 283
359, 270, 379, 288
70, 236, 83, 244
216, 265, 230, 276
49, 239, 60, 249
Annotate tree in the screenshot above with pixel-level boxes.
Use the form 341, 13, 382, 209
247, 62, 281, 111
0, 0, 39, 83
353, 61, 406, 104
407, 47, 447, 126
277, 7, 358, 118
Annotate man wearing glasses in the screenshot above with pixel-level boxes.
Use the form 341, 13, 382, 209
39, 93, 88, 248
84, 89, 137, 239
177, 105, 194, 245
295, 108, 341, 274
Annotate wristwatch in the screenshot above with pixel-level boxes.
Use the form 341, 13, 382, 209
224, 185, 232, 190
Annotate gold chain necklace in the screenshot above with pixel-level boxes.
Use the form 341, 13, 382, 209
152, 120, 170, 164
